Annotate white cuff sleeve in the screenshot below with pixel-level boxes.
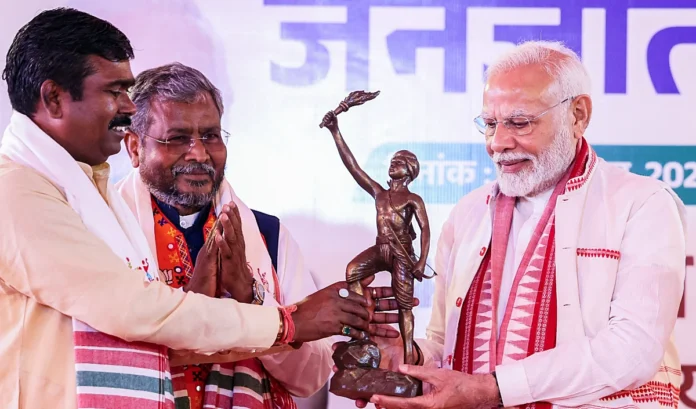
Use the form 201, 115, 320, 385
495, 361, 533, 407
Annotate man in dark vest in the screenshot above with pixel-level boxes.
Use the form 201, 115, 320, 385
116, 62, 402, 409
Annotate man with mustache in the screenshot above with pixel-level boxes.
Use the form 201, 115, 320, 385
115, 62, 404, 409
343, 40, 687, 409
0, 9, 398, 409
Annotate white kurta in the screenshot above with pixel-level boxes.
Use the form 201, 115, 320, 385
498, 188, 553, 335
415, 147, 686, 408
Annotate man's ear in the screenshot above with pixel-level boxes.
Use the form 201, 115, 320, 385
38, 79, 65, 119
571, 94, 592, 139
124, 131, 141, 168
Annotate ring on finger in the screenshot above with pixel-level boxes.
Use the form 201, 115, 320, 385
341, 325, 351, 336
338, 288, 349, 299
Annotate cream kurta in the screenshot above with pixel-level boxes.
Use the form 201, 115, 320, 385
0, 155, 281, 409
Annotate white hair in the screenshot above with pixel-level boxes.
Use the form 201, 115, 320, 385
484, 40, 592, 101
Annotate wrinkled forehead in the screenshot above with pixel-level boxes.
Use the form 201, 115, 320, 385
147, 95, 221, 130
482, 65, 556, 118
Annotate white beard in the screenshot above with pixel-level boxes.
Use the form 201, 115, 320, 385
493, 127, 576, 197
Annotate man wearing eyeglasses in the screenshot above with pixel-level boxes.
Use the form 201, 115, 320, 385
0, 10, 398, 409
349, 40, 686, 409
115, 62, 406, 409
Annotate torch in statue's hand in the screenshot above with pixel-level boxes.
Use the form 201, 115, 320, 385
340, 90, 380, 110
319, 90, 380, 128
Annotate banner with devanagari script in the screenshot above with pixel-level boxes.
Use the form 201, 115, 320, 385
1, 0, 695, 408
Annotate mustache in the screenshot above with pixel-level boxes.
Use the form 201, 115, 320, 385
492, 151, 535, 164
172, 161, 216, 178
108, 115, 132, 129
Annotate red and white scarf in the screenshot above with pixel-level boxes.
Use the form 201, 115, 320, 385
1, 111, 173, 408
453, 139, 591, 409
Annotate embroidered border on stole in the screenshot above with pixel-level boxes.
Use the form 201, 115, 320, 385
453, 140, 591, 409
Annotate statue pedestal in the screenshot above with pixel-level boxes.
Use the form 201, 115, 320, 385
329, 339, 422, 401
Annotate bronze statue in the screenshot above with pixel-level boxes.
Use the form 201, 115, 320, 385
320, 91, 434, 400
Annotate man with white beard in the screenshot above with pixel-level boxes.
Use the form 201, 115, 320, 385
339, 40, 687, 409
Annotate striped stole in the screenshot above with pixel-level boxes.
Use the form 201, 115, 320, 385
73, 325, 174, 408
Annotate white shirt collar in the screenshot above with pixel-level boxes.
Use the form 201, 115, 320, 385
516, 187, 554, 218
178, 211, 201, 229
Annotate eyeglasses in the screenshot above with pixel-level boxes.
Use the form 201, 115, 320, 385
473, 96, 575, 137
141, 130, 230, 154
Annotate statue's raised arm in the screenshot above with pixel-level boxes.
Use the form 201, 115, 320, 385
320, 91, 383, 198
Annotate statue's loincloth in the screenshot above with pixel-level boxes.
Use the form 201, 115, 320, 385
347, 233, 416, 310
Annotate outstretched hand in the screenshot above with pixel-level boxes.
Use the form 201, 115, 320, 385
290, 282, 370, 342
289, 276, 419, 343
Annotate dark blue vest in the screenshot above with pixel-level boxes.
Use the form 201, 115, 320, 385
155, 198, 280, 270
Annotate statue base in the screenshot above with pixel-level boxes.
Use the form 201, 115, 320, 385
329, 339, 422, 401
